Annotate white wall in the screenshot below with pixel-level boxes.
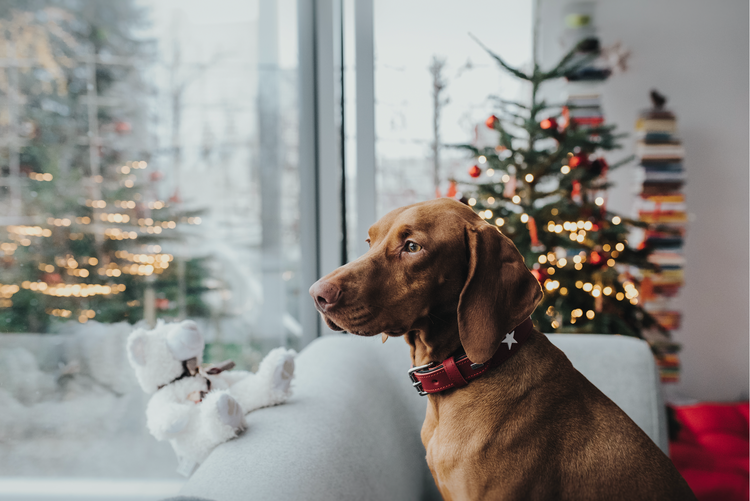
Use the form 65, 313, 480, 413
538, 0, 749, 402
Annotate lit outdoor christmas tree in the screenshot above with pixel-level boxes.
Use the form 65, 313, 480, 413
0, 1, 209, 332
456, 37, 674, 347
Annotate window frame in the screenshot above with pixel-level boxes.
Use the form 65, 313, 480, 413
297, 0, 376, 342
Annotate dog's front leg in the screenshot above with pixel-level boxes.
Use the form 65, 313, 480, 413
421, 400, 458, 501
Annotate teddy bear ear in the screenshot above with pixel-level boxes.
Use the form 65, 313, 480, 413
166, 320, 204, 361
127, 331, 148, 367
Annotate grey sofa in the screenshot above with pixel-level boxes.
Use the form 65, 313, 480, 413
168, 333, 668, 501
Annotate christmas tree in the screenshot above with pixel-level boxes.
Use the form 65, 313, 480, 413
456, 37, 671, 343
0, 1, 210, 333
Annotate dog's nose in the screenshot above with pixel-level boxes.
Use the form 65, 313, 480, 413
309, 280, 342, 311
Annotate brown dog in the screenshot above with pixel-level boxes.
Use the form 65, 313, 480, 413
310, 198, 695, 501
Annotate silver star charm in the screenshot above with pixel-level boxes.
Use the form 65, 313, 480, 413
502, 331, 517, 350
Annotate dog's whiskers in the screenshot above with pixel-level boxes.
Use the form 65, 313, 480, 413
341, 304, 381, 330
348, 311, 372, 323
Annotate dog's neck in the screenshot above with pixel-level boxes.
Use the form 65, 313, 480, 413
405, 318, 463, 367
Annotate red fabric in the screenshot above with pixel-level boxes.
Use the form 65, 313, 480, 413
669, 402, 749, 501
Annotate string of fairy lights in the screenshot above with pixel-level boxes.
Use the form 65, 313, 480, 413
0, 159, 202, 324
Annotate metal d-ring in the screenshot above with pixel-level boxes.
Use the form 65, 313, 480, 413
408, 361, 436, 396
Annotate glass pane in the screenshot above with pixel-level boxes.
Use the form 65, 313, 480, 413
0, 0, 300, 484
373, 0, 533, 216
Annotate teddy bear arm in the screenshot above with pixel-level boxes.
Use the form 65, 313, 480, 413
227, 354, 293, 413
224, 373, 274, 412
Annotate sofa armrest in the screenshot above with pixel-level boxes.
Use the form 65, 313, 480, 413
173, 335, 439, 501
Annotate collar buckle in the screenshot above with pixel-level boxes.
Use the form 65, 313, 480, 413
408, 362, 436, 396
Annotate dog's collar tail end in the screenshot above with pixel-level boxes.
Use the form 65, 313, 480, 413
408, 317, 534, 396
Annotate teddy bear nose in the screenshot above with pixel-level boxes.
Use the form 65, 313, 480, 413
309, 280, 341, 312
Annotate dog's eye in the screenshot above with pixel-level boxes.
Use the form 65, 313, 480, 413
366, 238, 371, 248
405, 242, 422, 253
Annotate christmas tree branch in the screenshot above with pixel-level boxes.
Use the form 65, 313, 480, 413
529, 100, 552, 121
469, 33, 532, 81
493, 119, 525, 148
541, 41, 600, 80
540, 43, 581, 78
529, 143, 569, 173
488, 95, 529, 110
450, 143, 522, 159
496, 109, 530, 124
605, 154, 636, 171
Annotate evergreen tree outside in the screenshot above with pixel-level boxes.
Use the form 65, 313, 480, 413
456, 37, 673, 350
0, 1, 209, 333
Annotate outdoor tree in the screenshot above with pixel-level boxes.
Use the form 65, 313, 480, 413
0, 1, 209, 333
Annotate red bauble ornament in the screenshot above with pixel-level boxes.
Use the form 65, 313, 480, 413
540, 118, 558, 130
531, 267, 548, 284
569, 155, 584, 168
468, 165, 482, 178
590, 251, 602, 265
485, 115, 500, 129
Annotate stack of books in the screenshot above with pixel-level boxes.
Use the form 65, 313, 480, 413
565, 93, 605, 128
634, 95, 686, 383
561, 19, 610, 129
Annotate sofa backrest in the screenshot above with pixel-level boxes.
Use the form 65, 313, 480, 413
547, 333, 669, 454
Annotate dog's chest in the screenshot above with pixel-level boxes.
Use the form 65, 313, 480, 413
422, 407, 493, 500
421, 388, 548, 500
424, 426, 502, 501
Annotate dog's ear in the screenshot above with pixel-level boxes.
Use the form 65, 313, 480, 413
458, 223, 543, 364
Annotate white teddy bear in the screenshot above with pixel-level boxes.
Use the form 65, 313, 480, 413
126, 319, 296, 476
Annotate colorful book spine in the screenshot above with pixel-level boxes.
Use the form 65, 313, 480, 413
634, 93, 686, 383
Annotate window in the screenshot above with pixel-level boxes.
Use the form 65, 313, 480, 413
0, 0, 301, 487
373, 0, 533, 216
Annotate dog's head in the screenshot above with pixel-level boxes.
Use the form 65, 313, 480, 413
309, 198, 542, 364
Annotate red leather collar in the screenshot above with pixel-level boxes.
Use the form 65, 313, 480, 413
408, 317, 534, 395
